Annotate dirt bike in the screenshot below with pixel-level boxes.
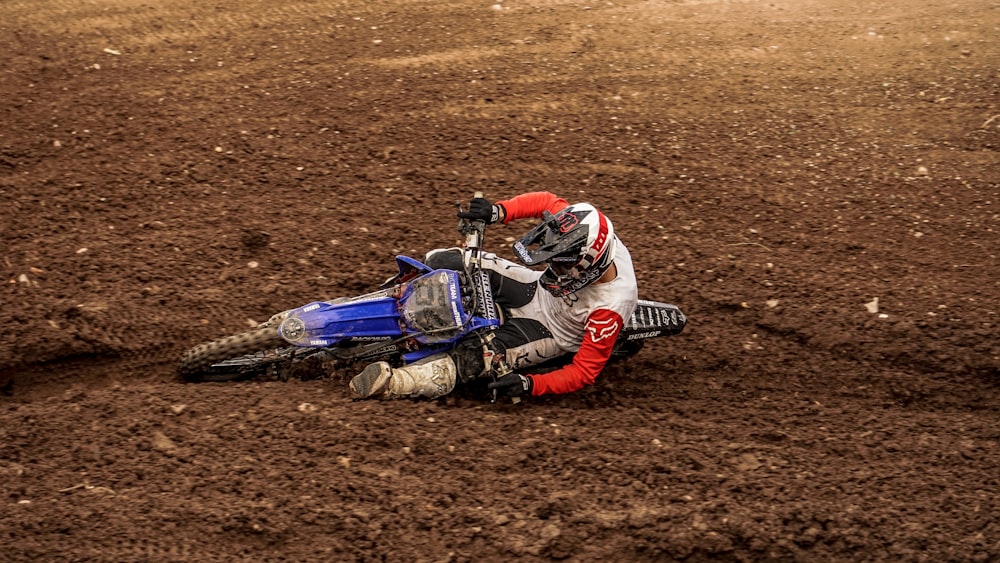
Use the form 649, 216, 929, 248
177, 194, 687, 387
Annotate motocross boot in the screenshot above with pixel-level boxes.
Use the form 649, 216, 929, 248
349, 354, 457, 400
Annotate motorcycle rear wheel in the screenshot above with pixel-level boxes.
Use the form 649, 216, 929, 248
178, 326, 290, 382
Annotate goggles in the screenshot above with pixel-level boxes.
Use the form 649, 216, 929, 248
548, 252, 581, 278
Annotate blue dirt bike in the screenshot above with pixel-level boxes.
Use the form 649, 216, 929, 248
177, 196, 686, 383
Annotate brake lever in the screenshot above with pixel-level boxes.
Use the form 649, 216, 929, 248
479, 331, 520, 404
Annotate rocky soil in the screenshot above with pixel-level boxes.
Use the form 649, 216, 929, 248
1, 0, 998, 561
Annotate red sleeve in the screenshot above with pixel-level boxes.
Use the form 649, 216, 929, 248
496, 192, 569, 223
527, 309, 624, 395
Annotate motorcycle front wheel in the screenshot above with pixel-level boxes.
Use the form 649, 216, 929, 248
178, 326, 294, 382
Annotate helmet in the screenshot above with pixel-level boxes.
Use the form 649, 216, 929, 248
512, 203, 617, 297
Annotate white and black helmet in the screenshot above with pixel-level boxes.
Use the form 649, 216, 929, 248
512, 203, 617, 297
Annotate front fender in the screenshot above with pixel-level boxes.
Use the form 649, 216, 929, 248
278, 298, 403, 347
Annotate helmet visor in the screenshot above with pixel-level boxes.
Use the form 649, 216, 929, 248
512, 211, 590, 267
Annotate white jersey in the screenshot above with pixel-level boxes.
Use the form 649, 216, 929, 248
477, 239, 638, 355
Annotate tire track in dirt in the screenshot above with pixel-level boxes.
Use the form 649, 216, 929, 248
2, 0, 353, 50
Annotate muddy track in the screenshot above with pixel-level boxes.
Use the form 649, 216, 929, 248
1, 0, 998, 560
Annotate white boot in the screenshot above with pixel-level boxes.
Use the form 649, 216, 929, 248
349, 354, 457, 400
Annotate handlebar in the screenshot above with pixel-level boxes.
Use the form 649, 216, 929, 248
457, 191, 486, 253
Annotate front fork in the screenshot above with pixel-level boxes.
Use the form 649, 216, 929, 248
458, 191, 519, 403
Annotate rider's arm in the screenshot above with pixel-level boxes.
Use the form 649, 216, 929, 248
496, 191, 569, 223
526, 308, 624, 395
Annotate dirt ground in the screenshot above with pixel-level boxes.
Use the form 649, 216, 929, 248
1, 0, 998, 560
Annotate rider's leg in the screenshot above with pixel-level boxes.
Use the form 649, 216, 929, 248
352, 248, 561, 399
424, 247, 465, 270
350, 353, 458, 400
349, 337, 489, 400
348, 323, 565, 400
425, 248, 541, 312
349, 248, 472, 400
490, 317, 568, 371
427, 248, 567, 370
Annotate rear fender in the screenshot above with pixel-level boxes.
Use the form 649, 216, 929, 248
618, 300, 687, 342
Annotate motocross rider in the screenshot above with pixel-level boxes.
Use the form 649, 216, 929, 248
349, 191, 639, 400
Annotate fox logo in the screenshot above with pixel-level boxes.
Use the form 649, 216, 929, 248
586, 317, 620, 342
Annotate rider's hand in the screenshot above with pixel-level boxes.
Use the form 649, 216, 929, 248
488, 373, 533, 397
458, 197, 503, 224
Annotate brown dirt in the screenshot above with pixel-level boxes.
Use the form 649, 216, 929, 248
1, 0, 998, 560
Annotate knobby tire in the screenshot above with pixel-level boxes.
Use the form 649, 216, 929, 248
178, 326, 287, 382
